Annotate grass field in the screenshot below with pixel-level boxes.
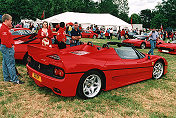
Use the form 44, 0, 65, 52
0, 38, 176, 118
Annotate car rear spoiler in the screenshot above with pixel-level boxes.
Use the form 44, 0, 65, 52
107, 42, 134, 47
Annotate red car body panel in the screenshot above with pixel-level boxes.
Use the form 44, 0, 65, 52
123, 39, 164, 48
81, 30, 98, 38
11, 28, 40, 60
158, 43, 176, 54
26, 44, 168, 97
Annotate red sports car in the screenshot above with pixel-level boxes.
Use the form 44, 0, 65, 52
11, 28, 39, 62
123, 36, 165, 49
158, 40, 176, 54
26, 42, 167, 99
81, 30, 98, 39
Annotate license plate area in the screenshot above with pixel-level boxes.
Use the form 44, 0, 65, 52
32, 73, 42, 82
162, 50, 169, 53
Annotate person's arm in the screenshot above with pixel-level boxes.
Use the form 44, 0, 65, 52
148, 31, 152, 38
72, 36, 81, 40
47, 29, 53, 39
37, 29, 46, 39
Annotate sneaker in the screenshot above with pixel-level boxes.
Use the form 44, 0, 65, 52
13, 80, 25, 84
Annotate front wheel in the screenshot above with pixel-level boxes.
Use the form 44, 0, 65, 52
77, 71, 102, 99
153, 61, 164, 79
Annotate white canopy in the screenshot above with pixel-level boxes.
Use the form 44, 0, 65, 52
43, 12, 131, 28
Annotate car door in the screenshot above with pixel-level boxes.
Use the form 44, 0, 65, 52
116, 47, 153, 84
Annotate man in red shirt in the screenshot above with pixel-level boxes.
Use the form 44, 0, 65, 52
56, 22, 66, 49
0, 14, 24, 84
121, 29, 125, 41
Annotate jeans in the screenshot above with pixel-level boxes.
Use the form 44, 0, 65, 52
0, 44, 19, 82
148, 40, 156, 55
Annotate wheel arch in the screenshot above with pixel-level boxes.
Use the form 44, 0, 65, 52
78, 69, 106, 90
156, 58, 165, 66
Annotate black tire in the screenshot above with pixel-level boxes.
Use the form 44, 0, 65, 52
152, 61, 164, 79
77, 71, 102, 99
140, 43, 146, 49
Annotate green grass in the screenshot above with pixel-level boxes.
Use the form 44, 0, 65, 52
0, 37, 176, 117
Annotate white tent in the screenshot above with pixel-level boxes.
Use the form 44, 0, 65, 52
43, 12, 131, 29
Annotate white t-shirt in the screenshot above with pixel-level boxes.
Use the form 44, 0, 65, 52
149, 31, 159, 40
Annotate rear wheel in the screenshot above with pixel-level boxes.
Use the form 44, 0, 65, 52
77, 71, 102, 99
140, 43, 146, 49
153, 61, 164, 79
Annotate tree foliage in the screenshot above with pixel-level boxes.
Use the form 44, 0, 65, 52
151, 0, 176, 29
0, 0, 129, 22
130, 13, 141, 24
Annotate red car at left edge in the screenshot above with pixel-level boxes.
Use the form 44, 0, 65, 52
11, 28, 39, 62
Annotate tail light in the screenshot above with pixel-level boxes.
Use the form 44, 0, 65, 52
54, 68, 64, 77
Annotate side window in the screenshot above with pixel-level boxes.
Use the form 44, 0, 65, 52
115, 47, 139, 59
12, 31, 20, 35
19, 30, 28, 35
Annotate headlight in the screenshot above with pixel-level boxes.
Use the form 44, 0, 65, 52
47, 54, 60, 60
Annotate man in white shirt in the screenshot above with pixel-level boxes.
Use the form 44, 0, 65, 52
148, 28, 159, 55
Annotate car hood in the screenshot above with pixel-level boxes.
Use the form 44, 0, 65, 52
158, 43, 176, 49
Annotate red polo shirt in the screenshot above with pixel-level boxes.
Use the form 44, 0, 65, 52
0, 23, 14, 48
121, 30, 125, 36
56, 27, 66, 42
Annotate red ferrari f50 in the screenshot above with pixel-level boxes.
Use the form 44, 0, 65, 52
26, 42, 168, 99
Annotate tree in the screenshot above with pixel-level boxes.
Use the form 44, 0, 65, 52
129, 13, 141, 24
98, 0, 129, 22
152, 0, 176, 29
150, 13, 168, 29
140, 9, 152, 28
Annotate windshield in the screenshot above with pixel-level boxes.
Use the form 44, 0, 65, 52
135, 36, 147, 40
11, 29, 32, 35
115, 47, 145, 59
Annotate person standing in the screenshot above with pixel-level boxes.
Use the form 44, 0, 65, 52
56, 22, 66, 49
110, 28, 113, 39
70, 22, 81, 46
38, 21, 53, 47
121, 29, 125, 41
117, 30, 121, 40
148, 28, 159, 55
0, 14, 24, 84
